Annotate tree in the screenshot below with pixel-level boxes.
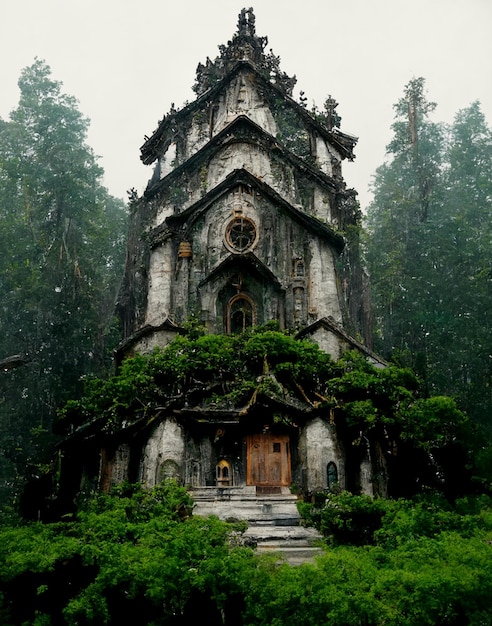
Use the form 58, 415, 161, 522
0, 59, 127, 508
427, 102, 492, 422
365, 78, 445, 370
365, 80, 492, 443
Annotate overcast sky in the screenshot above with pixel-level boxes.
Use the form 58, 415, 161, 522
1, 0, 491, 210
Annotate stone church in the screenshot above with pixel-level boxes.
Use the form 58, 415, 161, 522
62, 9, 386, 516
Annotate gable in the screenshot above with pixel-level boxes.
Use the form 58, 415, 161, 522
144, 114, 350, 234
141, 61, 357, 170
150, 170, 344, 255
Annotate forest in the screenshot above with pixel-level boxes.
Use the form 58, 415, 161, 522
0, 62, 491, 624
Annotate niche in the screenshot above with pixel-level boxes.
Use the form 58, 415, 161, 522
216, 458, 233, 487
157, 459, 181, 484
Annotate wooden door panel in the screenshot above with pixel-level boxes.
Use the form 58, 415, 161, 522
246, 434, 291, 486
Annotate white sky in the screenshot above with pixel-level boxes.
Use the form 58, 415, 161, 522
1, 0, 491, 211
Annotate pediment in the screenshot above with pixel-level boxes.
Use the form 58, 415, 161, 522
140, 60, 357, 167
149, 168, 344, 254
145, 113, 339, 201
198, 251, 283, 290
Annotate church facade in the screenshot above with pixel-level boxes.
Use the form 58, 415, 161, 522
64, 9, 387, 505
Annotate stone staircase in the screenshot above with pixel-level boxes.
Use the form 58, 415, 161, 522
190, 486, 324, 565
242, 524, 323, 565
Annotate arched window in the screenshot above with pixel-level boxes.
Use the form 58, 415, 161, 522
227, 294, 254, 333
327, 461, 338, 489
157, 459, 180, 484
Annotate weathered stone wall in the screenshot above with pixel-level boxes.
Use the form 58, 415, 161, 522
141, 181, 343, 332
298, 417, 346, 493
152, 138, 337, 227
132, 328, 179, 355
145, 242, 173, 326
307, 326, 347, 361
139, 418, 186, 486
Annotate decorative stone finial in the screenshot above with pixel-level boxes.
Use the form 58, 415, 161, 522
237, 7, 256, 37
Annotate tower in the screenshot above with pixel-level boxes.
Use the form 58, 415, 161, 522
117, 8, 369, 359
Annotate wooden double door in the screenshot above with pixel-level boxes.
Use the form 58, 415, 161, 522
246, 433, 291, 486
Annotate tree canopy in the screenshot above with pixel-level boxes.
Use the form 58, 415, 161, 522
0, 59, 128, 507
364, 78, 492, 453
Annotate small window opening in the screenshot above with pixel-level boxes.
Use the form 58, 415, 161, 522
327, 461, 338, 488
293, 258, 305, 277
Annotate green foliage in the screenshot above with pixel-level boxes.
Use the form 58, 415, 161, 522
1, 487, 491, 625
299, 489, 492, 550
244, 494, 492, 625
397, 395, 469, 449
299, 491, 389, 546
327, 351, 418, 428
58, 328, 338, 433
58, 330, 476, 494
0, 481, 252, 625
365, 79, 492, 448
0, 60, 127, 506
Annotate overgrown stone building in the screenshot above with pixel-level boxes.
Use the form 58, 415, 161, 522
63, 9, 386, 517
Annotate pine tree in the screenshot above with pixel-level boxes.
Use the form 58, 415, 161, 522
365, 78, 445, 372
365, 79, 492, 437
0, 60, 127, 506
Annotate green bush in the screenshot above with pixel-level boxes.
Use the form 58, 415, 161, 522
1, 488, 492, 625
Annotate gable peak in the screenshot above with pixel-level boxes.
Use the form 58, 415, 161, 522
193, 8, 297, 97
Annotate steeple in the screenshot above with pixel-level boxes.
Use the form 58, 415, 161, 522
125, 6, 366, 347
193, 7, 296, 97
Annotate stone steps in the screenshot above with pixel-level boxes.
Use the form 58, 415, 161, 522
242, 523, 324, 565
190, 486, 301, 525
189, 487, 324, 565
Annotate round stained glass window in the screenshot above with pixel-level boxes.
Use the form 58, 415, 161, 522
226, 216, 257, 252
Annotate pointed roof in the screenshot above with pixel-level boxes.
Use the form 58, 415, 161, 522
296, 317, 388, 367
192, 8, 297, 96
198, 251, 284, 290
144, 114, 340, 200
148, 167, 345, 254
140, 9, 357, 166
